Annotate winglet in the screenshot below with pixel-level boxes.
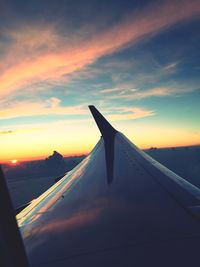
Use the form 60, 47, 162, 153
89, 106, 117, 184
88, 105, 117, 138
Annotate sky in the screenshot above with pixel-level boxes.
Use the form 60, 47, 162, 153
0, 0, 200, 162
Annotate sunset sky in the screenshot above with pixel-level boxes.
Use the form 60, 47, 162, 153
0, 0, 200, 162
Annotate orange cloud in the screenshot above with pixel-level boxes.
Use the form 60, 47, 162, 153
0, 96, 155, 121
0, 98, 87, 119
0, 0, 200, 98
107, 107, 155, 121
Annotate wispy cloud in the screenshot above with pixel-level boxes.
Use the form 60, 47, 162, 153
100, 88, 123, 94
99, 85, 172, 99
100, 87, 138, 94
0, 98, 87, 119
117, 87, 173, 99
0, 130, 15, 135
105, 84, 200, 100
106, 107, 155, 121
163, 62, 178, 71
0, 0, 200, 98
0, 99, 155, 123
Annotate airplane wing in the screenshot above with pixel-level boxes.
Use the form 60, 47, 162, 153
2, 105, 200, 267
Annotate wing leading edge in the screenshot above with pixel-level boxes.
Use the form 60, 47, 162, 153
14, 106, 200, 267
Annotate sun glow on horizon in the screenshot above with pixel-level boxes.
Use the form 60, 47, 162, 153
11, 159, 18, 164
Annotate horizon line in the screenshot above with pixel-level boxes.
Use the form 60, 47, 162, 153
1, 143, 200, 164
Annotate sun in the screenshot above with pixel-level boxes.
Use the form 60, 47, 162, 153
11, 159, 18, 164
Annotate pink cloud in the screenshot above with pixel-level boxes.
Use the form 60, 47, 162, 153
0, 0, 200, 98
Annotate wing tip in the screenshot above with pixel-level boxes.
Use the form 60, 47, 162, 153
88, 105, 117, 138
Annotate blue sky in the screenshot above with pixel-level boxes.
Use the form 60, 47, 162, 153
0, 0, 200, 161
